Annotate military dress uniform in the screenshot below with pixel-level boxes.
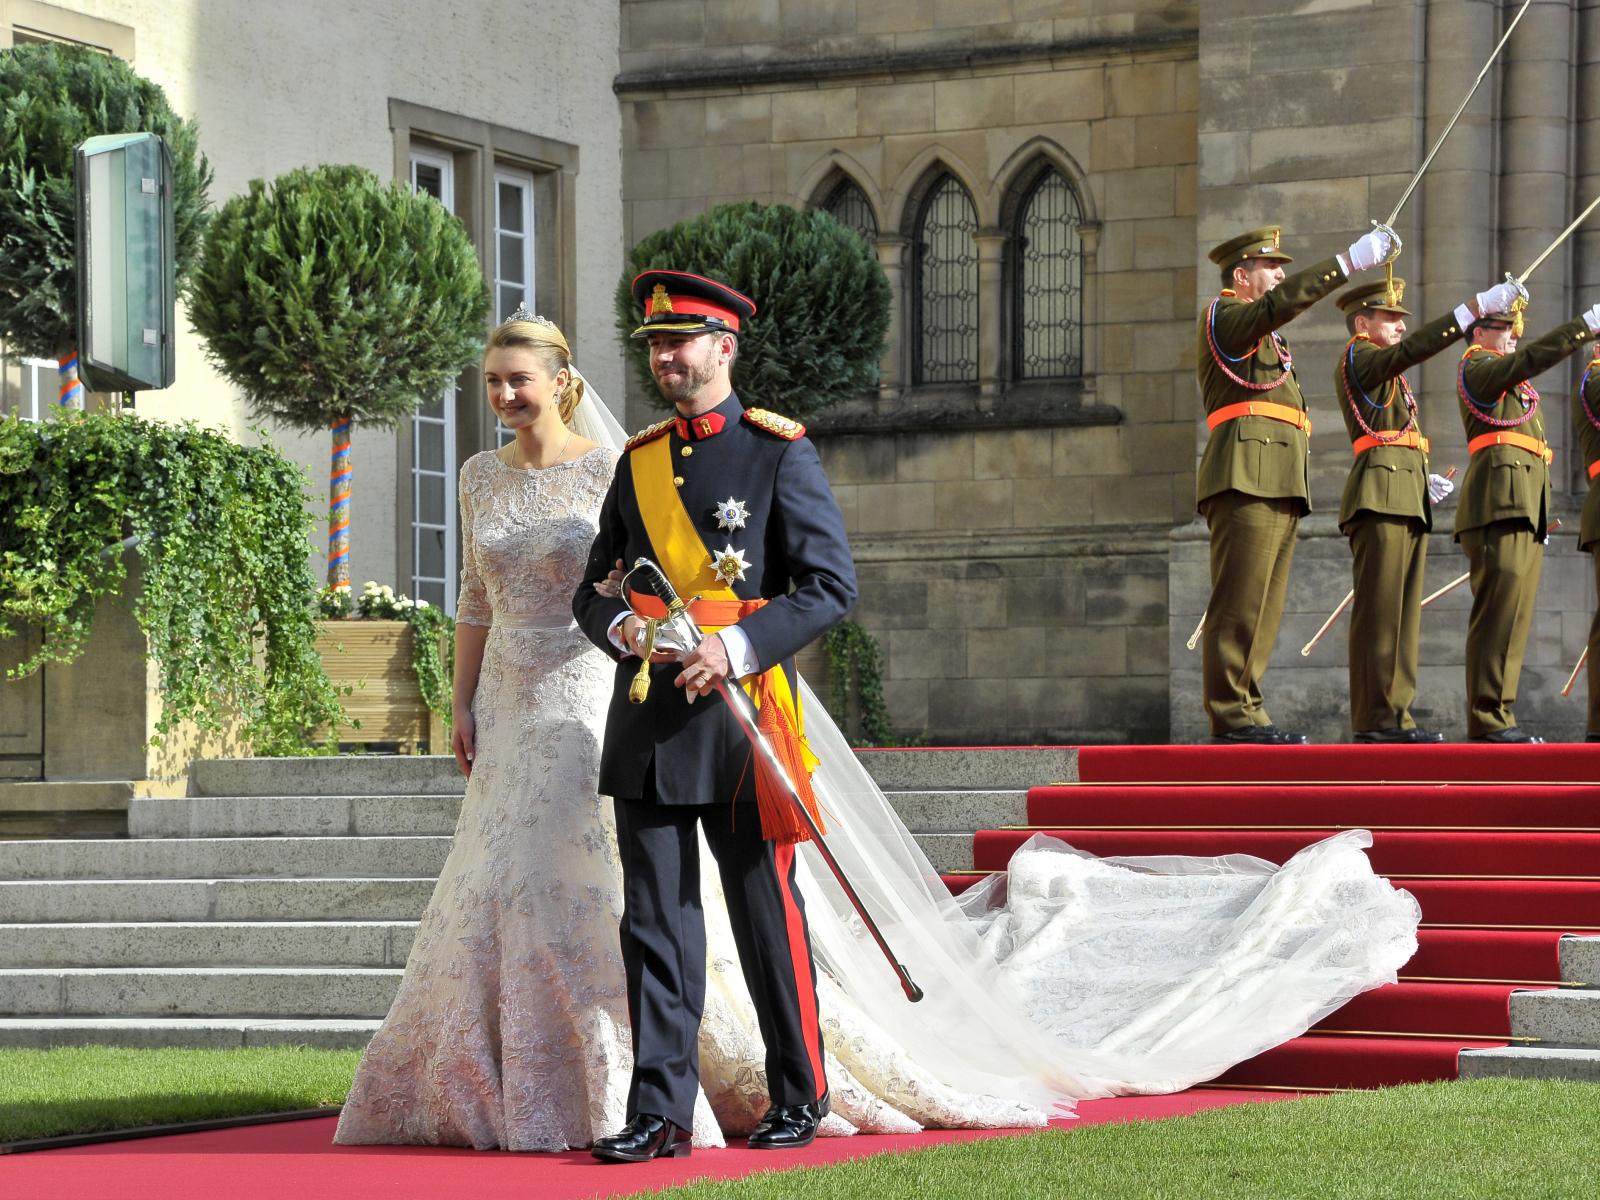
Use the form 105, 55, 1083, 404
573, 272, 857, 1148
1197, 228, 1349, 738
1455, 313, 1594, 739
1333, 280, 1466, 739
1572, 347, 1600, 740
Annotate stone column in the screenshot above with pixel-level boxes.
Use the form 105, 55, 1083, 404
1077, 220, 1103, 385
873, 235, 910, 402
974, 227, 1008, 406
1417, 0, 1500, 440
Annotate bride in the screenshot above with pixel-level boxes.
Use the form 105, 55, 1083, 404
333, 313, 1420, 1152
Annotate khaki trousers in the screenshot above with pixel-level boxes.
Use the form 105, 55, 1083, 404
1588, 547, 1600, 737
1347, 513, 1428, 732
1201, 491, 1300, 734
1460, 520, 1543, 738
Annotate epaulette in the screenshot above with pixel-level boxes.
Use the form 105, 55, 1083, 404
742, 408, 805, 440
624, 418, 673, 452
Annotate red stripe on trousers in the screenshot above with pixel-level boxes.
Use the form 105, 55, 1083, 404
773, 841, 826, 1100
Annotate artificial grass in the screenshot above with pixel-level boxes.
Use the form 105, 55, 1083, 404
637, 1079, 1600, 1200
0, 1046, 360, 1143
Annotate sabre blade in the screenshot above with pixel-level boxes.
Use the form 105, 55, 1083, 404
1516, 191, 1600, 285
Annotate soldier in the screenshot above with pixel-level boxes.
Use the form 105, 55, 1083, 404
1455, 301, 1600, 742
1334, 277, 1524, 743
1573, 342, 1600, 743
1197, 224, 1398, 744
575, 270, 857, 1160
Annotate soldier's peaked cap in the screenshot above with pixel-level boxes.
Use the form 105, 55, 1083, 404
1337, 278, 1411, 317
630, 270, 757, 339
1208, 227, 1294, 267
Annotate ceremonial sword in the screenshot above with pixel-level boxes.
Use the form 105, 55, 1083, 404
622, 557, 925, 1004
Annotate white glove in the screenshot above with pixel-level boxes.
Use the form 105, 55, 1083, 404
1476, 281, 1527, 316
1583, 303, 1600, 334
1427, 473, 1455, 504
1344, 228, 1398, 273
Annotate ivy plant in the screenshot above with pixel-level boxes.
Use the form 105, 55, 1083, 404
0, 412, 343, 755
822, 620, 904, 748
318, 582, 455, 727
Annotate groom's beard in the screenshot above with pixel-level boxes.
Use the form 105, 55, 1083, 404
652, 353, 719, 405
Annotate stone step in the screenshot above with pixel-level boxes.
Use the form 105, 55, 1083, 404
0, 921, 417, 968
884, 791, 1027, 833
0, 966, 401, 1018
856, 747, 1077, 791
912, 832, 974, 874
1457, 1045, 1600, 1082
0, 878, 435, 923
0, 1016, 381, 1050
130, 795, 463, 838
1560, 935, 1600, 986
190, 756, 465, 798
0, 836, 451, 881
1510, 989, 1600, 1046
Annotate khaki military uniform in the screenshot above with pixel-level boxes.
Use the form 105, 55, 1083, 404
1334, 285, 1467, 733
1455, 317, 1593, 736
1197, 230, 1348, 734
1573, 351, 1600, 737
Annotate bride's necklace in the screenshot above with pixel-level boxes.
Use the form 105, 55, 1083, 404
507, 427, 573, 471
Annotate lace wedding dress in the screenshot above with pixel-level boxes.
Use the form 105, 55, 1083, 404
335, 444, 1420, 1152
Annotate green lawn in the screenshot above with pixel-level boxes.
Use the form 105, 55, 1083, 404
635, 1078, 1600, 1200
0, 1046, 359, 1143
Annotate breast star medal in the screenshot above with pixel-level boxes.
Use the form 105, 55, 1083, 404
714, 496, 750, 532
711, 544, 751, 585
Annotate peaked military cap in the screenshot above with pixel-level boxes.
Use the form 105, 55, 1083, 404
1337, 278, 1411, 317
1208, 226, 1294, 267
630, 270, 757, 339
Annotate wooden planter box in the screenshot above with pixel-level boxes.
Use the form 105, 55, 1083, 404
314, 619, 444, 753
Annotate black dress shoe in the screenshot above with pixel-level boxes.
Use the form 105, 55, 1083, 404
1587, 733, 1600, 743
747, 1091, 830, 1150
1468, 727, 1544, 745
1213, 725, 1307, 745
1354, 727, 1445, 744
591, 1114, 690, 1163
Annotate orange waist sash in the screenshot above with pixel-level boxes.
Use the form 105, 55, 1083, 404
1206, 400, 1311, 435
1467, 431, 1553, 465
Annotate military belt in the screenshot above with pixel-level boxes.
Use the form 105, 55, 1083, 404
1206, 401, 1311, 435
1588, 459, 1600, 481
1467, 430, 1553, 465
627, 591, 767, 628
1352, 431, 1429, 457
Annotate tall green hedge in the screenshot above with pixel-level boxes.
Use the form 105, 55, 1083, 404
617, 202, 891, 420
0, 41, 211, 359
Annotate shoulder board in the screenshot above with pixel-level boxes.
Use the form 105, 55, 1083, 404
624, 418, 674, 452
742, 408, 805, 440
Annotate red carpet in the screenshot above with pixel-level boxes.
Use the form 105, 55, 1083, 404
0, 1090, 1287, 1200
957, 741, 1600, 1091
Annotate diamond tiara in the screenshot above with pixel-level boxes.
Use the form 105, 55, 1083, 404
507, 303, 557, 329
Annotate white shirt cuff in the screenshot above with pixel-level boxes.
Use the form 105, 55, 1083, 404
606, 612, 630, 654
717, 626, 760, 678
1454, 303, 1476, 332
1336, 252, 1351, 276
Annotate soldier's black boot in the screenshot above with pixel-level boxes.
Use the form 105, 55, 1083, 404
1469, 727, 1544, 744
591, 1114, 691, 1163
1354, 727, 1445, 744
748, 1091, 830, 1150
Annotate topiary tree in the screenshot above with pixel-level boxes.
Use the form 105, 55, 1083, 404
0, 41, 211, 398
188, 164, 490, 592
615, 202, 891, 420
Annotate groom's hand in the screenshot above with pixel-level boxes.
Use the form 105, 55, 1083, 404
675, 634, 730, 703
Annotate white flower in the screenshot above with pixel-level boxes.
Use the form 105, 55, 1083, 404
415, 599, 430, 609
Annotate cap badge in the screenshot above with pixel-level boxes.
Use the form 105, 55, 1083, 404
714, 497, 750, 532
711, 544, 751, 585
651, 284, 673, 315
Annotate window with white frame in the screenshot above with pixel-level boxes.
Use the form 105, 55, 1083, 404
493, 167, 535, 446
408, 148, 459, 613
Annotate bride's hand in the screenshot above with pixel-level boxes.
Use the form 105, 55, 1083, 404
452, 709, 476, 778
592, 558, 626, 599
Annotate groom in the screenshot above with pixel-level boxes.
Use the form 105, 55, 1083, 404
574, 270, 858, 1161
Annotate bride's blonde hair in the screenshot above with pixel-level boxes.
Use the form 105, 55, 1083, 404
484, 317, 586, 427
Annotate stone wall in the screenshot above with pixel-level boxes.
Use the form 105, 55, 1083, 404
619, 1, 1200, 744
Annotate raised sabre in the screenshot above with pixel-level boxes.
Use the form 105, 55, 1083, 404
621, 557, 925, 1004
1509, 191, 1600, 289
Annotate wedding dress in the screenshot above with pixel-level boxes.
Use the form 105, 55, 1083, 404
335, 417, 1420, 1152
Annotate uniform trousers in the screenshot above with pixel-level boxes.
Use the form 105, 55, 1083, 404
1346, 513, 1428, 732
613, 780, 827, 1130
1460, 519, 1544, 738
1588, 546, 1600, 737
1201, 491, 1300, 734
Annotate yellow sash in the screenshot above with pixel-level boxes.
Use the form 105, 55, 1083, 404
630, 435, 821, 840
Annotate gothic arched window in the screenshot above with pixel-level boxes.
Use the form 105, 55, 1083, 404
819, 176, 878, 244
912, 174, 978, 385
1012, 166, 1084, 380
